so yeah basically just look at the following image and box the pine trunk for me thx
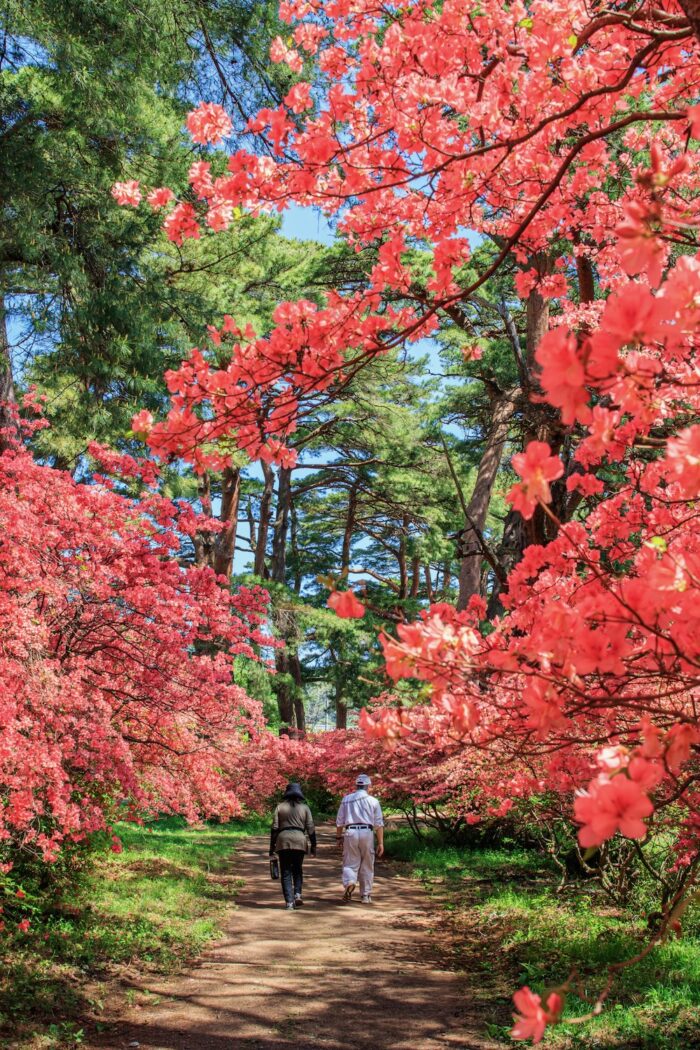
[457,388,517,609]
[398,513,409,599]
[489,266,565,613]
[254,461,275,578]
[193,472,214,568]
[341,481,358,572]
[269,467,304,733]
[410,556,421,598]
[424,564,434,602]
[213,466,241,579]
[291,653,306,735]
[0,299,21,453]
[270,466,292,584]
[335,686,348,729]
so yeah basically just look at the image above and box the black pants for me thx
[278,848,305,903]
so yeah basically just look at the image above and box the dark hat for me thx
[284,782,305,800]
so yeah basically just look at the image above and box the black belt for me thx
[347,824,373,830]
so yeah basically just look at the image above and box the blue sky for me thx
[280,202,335,245]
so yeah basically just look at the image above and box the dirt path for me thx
[88,826,502,1050]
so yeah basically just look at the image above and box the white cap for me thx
[356,773,372,788]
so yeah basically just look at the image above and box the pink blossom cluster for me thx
[186,101,233,145]
[0,444,273,861]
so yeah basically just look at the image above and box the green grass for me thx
[0,815,265,1049]
[7,818,697,1049]
[384,827,700,1049]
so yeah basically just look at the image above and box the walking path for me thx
[88,827,502,1050]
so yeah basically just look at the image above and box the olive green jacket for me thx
[270,800,316,853]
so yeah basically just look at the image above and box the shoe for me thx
[285,902,295,910]
[361,895,372,904]
[294,895,303,907]
[342,883,356,902]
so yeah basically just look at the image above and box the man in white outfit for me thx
[335,773,384,903]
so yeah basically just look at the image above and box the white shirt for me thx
[336,789,384,828]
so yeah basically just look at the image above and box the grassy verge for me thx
[1,815,266,1049]
[384,827,700,1049]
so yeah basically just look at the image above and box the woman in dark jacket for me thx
[270,783,316,910]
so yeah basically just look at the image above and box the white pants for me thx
[342,828,375,895]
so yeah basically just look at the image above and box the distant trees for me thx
[0,0,296,463]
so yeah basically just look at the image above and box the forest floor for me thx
[388,829,700,1050]
[2,819,266,1049]
[82,825,505,1050]
[6,820,698,1050]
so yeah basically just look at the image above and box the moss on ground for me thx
[384,826,700,1050]
[1,816,266,1049]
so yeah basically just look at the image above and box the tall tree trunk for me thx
[398,513,409,599]
[291,652,305,735]
[526,285,549,367]
[213,466,241,579]
[269,467,302,732]
[247,500,258,555]
[576,253,595,305]
[457,388,517,609]
[440,556,451,598]
[489,263,564,615]
[410,556,421,598]
[274,645,296,729]
[254,461,275,578]
[272,596,298,732]
[424,564,434,603]
[193,472,213,568]
[270,466,291,584]
[487,511,527,618]
[341,480,359,573]
[290,501,302,593]
[0,299,21,452]
[273,630,306,735]
[335,678,348,729]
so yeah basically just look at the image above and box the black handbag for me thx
[270,856,280,880]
